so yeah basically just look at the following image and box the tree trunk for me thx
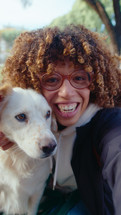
[83,0,121,54]
[113,0,121,54]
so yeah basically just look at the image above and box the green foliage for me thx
[0,28,24,64]
[49,0,115,34]
[1,29,23,46]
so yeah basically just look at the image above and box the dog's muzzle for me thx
[41,139,57,157]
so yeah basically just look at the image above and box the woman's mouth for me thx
[57,103,78,113]
[53,102,82,125]
[54,103,79,119]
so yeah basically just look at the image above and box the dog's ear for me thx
[0,84,13,110]
[0,84,13,124]
[0,84,12,101]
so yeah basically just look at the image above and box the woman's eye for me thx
[73,76,86,82]
[75,76,84,80]
[15,113,27,122]
[45,110,51,120]
[46,77,59,83]
[47,78,56,83]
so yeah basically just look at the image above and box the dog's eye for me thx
[15,113,27,122]
[45,110,51,120]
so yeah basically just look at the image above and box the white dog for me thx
[0,85,57,215]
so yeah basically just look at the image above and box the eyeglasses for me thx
[41,70,93,91]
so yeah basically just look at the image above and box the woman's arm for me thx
[100,127,121,215]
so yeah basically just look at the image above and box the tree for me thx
[50,0,103,32]
[50,0,121,54]
[20,0,121,54]
[83,0,121,54]
[0,28,23,64]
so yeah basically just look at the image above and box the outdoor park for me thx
[0,0,121,76]
[0,1,121,215]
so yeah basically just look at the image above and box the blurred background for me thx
[0,0,121,73]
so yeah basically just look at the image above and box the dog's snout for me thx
[42,140,56,154]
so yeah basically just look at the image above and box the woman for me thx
[1,25,121,215]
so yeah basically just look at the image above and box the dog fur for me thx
[0,85,57,215]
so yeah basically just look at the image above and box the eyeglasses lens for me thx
[41,73,62,90]
[71,71,90,89]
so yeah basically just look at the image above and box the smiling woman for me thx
[1,25,121,215]
[41,60,91,126]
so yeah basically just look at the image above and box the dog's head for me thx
[0,84,57,159]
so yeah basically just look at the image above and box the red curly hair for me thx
[2,25,121,107]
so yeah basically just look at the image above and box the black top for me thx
[71,108,121,215]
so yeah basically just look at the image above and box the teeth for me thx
[58,103,77,113]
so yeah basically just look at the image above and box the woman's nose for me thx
[58,79,75,98]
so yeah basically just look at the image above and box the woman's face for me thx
[42,61,90,126]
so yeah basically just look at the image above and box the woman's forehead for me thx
[54,60,84,70]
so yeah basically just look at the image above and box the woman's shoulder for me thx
[76,107,121,140]
[77,107,121,131]
[92,107,121,126]
[89,107,121,144]
[96,107,121,116]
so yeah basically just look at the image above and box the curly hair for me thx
[2,25,121,107]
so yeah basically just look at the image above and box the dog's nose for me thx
[42,140,56,154]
